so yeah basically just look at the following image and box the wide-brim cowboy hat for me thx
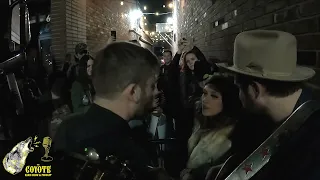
[217,30,315,82]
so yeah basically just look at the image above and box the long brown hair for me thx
[77,55,94,89]
[195,74,242,130]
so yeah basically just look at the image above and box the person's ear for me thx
[123,83,141,103]
[249,81,266,99]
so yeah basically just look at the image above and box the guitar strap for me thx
[224,100,320,180]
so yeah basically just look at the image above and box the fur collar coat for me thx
[187,124,235,169]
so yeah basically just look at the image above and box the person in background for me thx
[164,38,197,176]
[62,53,71,74]
[67,43,88,83]
[180,74,242,180]
[71,55,95,113]
[158,49,179,128]
[38,71,71,138]
[184,48,215,101]
[177,40,218,172]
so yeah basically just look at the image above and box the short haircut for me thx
[163,49,172,56]
[235,74,303,98]
[92,42,160,98]
[129,40,141,46]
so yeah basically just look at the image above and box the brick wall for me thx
[66,0,86,55]
[175,0,320,68]
[86,0,135,54]
[51,0,140,67]
[51,0,86,68]
[51,0,66,67]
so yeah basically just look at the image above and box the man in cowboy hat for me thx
[217,30,320,179]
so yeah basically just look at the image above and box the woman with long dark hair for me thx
[71,55,95,113]
[180,73,242,180]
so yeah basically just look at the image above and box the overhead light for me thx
[144,16,146,20]
[144,6,147,10]
[129,10,143,21]
[129,10,143,28]
[155,12,159,16]
[167,17,173,24]
[168,3,173,8]
[145,23,147,26]
[163,5,166,8]
[120,1,124,5]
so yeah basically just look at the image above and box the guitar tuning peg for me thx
[105,155,119,165]
[85,147,100,161]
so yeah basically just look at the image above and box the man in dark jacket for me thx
[214,30,319,180]
[53,42,173,180]
[158,49,180,122]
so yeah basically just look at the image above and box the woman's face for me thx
[202,85,223,117]
[87,59,94,76]
[185,53,198,70]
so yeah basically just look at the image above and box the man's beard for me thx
[135,94,154,116]
[242,94,267,116]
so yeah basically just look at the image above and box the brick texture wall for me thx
[86,0,134,53]
[51,0,140,67]
[66,0,87,55]
[176,0,320,68]
[51,0,66,67]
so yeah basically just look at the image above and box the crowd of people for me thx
[54,30,320,180]
[1,30,320,180]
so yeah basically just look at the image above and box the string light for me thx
[143,12,172,15]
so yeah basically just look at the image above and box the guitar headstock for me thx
[62,148,136,180]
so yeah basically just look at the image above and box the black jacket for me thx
[53,104,151,179]
[158,53,181,119]
[252,89,320,180]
